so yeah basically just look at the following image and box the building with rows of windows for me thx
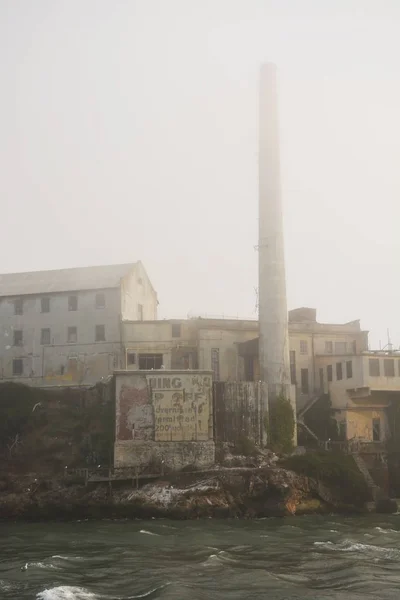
[0,262,157,386]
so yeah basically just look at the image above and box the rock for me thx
[291,446,307,456]
[375,498,398,514]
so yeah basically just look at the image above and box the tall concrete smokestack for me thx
[258,63,292,414]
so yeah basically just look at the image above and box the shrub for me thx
[268,395,295,454]
[232,436,257,457]
[282,451,370,504]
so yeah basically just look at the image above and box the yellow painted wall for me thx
[344,409,389,441]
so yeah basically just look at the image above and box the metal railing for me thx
[319,440,386,454]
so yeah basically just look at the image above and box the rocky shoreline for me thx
[0,454,372,521]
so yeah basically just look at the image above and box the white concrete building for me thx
[0,262,157,386]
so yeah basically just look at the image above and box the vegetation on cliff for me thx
[0,382,114,473]
[267,394,295,454]
[282,451,370,506]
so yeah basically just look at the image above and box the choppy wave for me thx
[314,538,400,558]
[375,526,400,534]
[37,587,96,600]
[3,516,400,599]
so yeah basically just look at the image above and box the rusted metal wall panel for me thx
[213,381,264,446]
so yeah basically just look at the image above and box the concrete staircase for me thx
[353,454,381,501]
[297,395,321,421]
[297,420,319,442]
[296,395,322,442]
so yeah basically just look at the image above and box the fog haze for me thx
[1,0,400,348]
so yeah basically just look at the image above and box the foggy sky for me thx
[1,0,400,348]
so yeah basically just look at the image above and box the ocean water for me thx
[1,516,400,599]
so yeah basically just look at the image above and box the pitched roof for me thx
[0,263,137,297]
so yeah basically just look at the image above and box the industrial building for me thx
[0,262,157,386]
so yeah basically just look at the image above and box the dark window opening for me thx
[319,367,324,391]
[338,421,347,441]
[384,358,395,377]
[369,358,380,377]
[14,298,23,315]
[95,325,105,342]
[211,348,220,381]
[289,350,296,384]
[13,358,23,376]
[373,418,381,442]
[60,365,65,375]
[13,330,23,346]
[138,353,163,370]
[68,295,78,311]
[325,341,333,354]
[301,368,309,394]
[95,293,105,309]
[138,304,144,320]
[352,340,357,354]
[127,352,136,366]
[336,362,343,381]
[67,326,77,343]
[300,340,308,355]
[41,328,50,345]
[41,297,50,313]
[327,365,333,382]
[172,324,181,338]
[346,360,353,379]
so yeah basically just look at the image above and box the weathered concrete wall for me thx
[0,288,122,385]
[122,320,197,371]
[114,440,215,470]
[120,261,158,321]
[198,328,257,381]
[344,409,389,442]
[114,370,215,469]
[213,381,265,446]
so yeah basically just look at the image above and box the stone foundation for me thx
[114,440,215,471]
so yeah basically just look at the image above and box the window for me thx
[12,358,23,376]
[13,330,23,346]
[138,353,163,370]
[172,324,181,338]
[300,340,308,355]
[384,359,395,377]
[211,348,220,381]
[14,298,23,315]
[138,304,144,321]
[41,328,51,345]
[336,362,343,381]
[289,350,296,384]
[301,368,309,394]
[319,367,324,391]
[372,418,381,442]
[41,297,50,313]
[95,293,105,309]
[127,352,136,366]
[325,341,333,354]
[95,325,105,342]
[338,421,347,441]
[327,365,333,382]
[346,360,353,379]
[369,358,380,377]
[352,340,357,354]
[68,295,78,311]
[67,326,77,343]
[335,341,347,354]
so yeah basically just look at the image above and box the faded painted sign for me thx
[116,371,212,442]
[118,375,154,441]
